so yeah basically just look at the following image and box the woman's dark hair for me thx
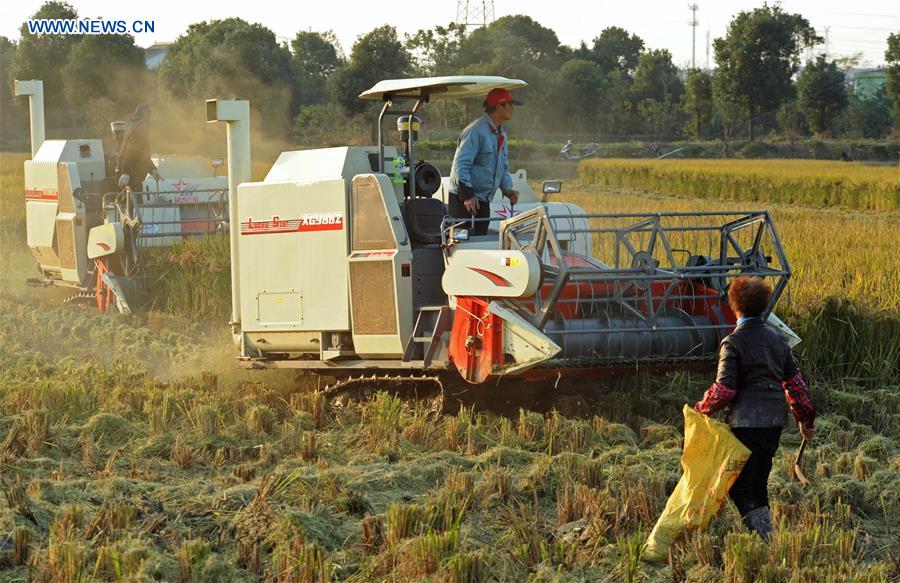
[728,276,773,317]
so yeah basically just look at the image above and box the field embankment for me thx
[579,159,900,212]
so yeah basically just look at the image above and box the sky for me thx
[2,0,897,67]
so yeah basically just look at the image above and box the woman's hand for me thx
[799,421,816,440]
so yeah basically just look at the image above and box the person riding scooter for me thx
[559,139,598,161]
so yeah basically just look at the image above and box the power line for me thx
[827,12,899,18]
[832,25,898,31]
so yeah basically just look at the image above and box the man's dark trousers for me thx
[448,194,491,236]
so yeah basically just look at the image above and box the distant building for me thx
[144,42,173,70]
[845,68,887,99]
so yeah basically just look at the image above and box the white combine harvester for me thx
[209,75,798,403]
[15,79,229,313]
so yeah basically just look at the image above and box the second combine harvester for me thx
[208,76,798,400]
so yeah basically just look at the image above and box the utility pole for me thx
[705,30,710,69]
[823,26,831,60]
[688,4,699,69]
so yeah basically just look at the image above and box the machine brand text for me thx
[240,213,344,235]
[25,188,59,201]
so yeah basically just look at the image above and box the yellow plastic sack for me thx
[643,405,751,562]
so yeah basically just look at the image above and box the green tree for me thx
[712,69,747,152]
[292,103,367,147]
[555,58,605,129]
[403,24,470,131]
[596,68,640,136]
[682,69,714,140]
[0,37,23,142]
[632,50,684,140]
[330,25,411,114]
[633,49,683,103]
[61,34,148,130]
[161,18,294,98]
[456,15,563,78]
[405,23,466,75]
[886,32,900,129]
[713,4,820,140]
[583,27,646,136]
[12,1,81,117]
[452,16,565,130]
[588,27,644,77]
[159,18,295,135]
[637,99,682,141]
[483,15,565,67]
[842,87,892,139]
[776,101,807,152]
[291,31,343,107]
[796,56,847,136]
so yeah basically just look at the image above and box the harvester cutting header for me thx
[210,75,798,392]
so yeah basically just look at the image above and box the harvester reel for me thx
[742,249,769,271]
[499,207,568,328]
[615,217,676,296]
[630,251,660,292]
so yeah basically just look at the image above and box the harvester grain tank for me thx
[210,76,798,394]
[15,79,230,312]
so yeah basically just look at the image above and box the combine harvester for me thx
[15,80,229,313]
[208,76,797,404]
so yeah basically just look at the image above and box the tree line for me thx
[3,1,899,149]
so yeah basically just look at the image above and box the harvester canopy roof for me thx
[359,76,527,102]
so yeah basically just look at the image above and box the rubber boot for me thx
[742,506,773,541]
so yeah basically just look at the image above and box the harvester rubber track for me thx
[323,374,446,418]
[63,292,97,307]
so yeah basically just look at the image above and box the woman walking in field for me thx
[694,275,816,540]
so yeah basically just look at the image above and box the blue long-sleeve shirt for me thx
[449,115,513,203]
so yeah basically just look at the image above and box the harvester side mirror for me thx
[542,180,562,202]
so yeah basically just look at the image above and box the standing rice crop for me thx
[579,159,900,211]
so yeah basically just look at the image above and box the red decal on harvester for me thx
[240,213,344,235]
[96,242,110,251]
[25,189,59,201]
[468,267,512,287]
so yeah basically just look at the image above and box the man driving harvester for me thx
[449,88,520,235]
[117,103,161,192]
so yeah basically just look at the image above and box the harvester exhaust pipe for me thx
[206,99,251,336]
[15,80,45,158]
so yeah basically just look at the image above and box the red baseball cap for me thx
[484,88,523,108]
